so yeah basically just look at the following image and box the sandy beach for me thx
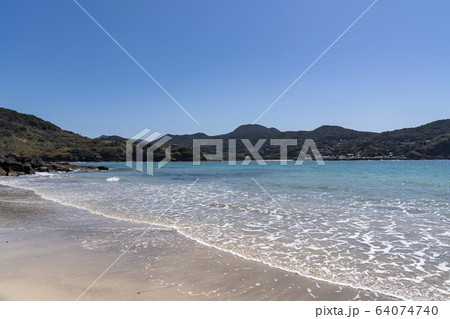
[0,184,396,301]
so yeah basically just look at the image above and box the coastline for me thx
[0,184,397,301]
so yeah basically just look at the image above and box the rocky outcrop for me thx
[0,155,109,176]
[0,155,34,176]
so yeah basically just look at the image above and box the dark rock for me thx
[49,163,73,172]
[72,164,109,171]
[23,162,34,174]
[29,157,45,168]
[7,171,25,177]
[1,158,26,175]
[0,153,108,176]
[0,154,39,176]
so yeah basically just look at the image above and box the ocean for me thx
[1,160,449,300]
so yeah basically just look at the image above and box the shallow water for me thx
[1,160,449,300]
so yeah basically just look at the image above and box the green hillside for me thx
[0,107,198,162]
[0,107,125,161]
[1,107,449,161]
[167,122,450,160]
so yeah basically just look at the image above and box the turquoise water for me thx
[1,160,449,300]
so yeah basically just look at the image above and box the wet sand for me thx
[0,184,396,301]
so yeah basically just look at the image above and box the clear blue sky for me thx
[1,0,449,138]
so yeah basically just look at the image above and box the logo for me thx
[127,129,325,175]
[126,128,172,175]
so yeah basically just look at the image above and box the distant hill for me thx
[0,107,126,161]
[167,121,450,160]
[0,108,192,162]
[0,107,449,161]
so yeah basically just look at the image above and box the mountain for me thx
[166,121,450,159]
[227,124,281,137]
[0,108,193,162]
[361,120,450,159]
[0,107,126,161]
[0,107,449,161]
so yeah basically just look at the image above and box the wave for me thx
[0,181,406,300]
[1,176,448,301]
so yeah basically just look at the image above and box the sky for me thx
[1,0,449,138]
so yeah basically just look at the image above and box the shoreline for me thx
[0,184,398,301]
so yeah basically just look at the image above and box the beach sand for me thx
[0,184,396,301]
